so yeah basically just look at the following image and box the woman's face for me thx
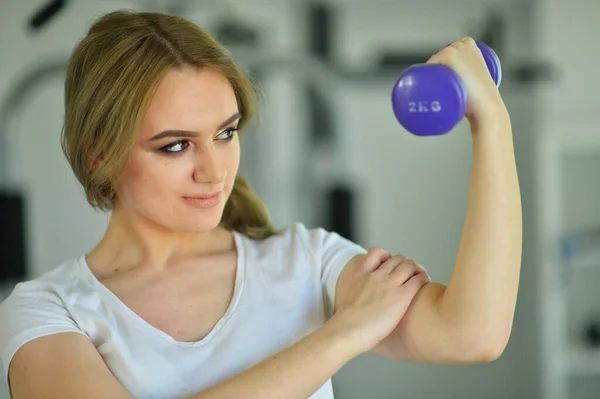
[114,67,241,233]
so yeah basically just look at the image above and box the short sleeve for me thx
[0,281,87,383]
[296,224,368,318]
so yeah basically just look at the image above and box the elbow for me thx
[445,312,514,364]
[453,331,510,364]
[469,341,507,363]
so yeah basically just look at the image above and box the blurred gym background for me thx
[0,0,598,398]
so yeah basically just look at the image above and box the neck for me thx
[87,202,232,273]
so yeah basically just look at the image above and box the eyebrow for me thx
[148,112,241,142]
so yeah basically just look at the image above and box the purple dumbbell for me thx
[391,41,502,136]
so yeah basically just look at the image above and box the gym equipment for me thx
[0,193,27,283]
[391,41,502,136]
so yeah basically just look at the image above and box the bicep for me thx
[9,332,131,399]
[370,282,456,363]
[332,254,365,314]
[333,254,460,363]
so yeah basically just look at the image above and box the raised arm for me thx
[335,37,522,365]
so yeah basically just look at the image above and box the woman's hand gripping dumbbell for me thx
[391,38,502,136]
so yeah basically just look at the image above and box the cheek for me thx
[226,141,241,187]
[117,168,151,205]
[117,153,177,202]
[118,142,240,203]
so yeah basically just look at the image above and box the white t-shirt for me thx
[0,223,366,399]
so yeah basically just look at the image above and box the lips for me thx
[182,191,223,209]
[184,192,221,200]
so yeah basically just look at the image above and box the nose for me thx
[192,144,226,184]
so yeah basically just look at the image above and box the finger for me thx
[361,248,393,273]
[447,36,474,49]
[390,258,421,284]
[426,44,457,65]
[415,262,429,276]
[376,254,407,274]
[459,36,477,47]
[406,264,430,283]
[425,53,442,65]
[400,273,431,297]
[452,37,486,63]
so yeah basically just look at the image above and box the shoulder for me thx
[241,222,366,266]
[1,256,85,306]
[0,256,85,322]
[243,222,337,251]
[0,257,89,377]
[285,222,367,261]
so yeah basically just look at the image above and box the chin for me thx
[175,207,225,233]
[137,194,230,233]
[173,215,221,233]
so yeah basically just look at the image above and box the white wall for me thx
[534,0,600,398]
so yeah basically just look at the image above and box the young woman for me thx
[0,10,522,399]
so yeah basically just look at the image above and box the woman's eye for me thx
[217,127,238,140]
[159,140,189,153]
[158,128,237,153]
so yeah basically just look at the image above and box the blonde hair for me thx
[61,10,277,239]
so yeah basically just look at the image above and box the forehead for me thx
[142,67,238,131]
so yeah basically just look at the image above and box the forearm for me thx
[439,108,522,353]
[190,320,357,399]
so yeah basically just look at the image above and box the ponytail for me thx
[220,175,279,239]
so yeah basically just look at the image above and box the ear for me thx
[91,155,105,172]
